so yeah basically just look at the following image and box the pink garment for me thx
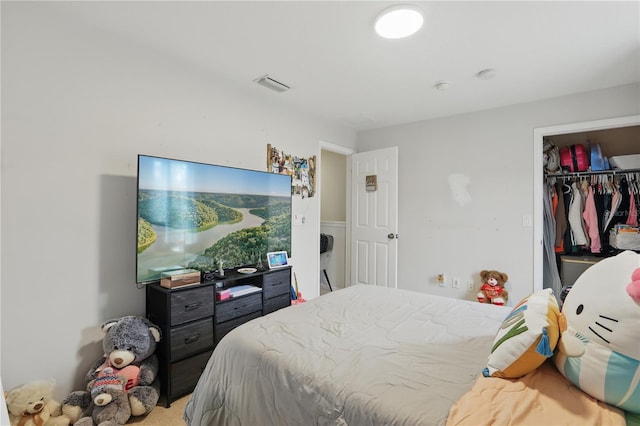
[582,186,601,253]
[626,194,638,227]
[568,183,588,246]
[604,189,622,232]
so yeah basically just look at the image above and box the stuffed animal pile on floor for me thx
[61,316,162,426]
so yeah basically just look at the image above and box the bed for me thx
[184,284,511,425]
[183,284,626,425]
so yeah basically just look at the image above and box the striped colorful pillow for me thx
[484,289,561,378]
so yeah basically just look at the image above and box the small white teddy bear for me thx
[5,379,70,426]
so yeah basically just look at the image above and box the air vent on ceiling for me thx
[254,74,290,93]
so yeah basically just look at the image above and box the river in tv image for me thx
[138,208,263,279]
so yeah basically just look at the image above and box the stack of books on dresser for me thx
[229,285,261,297]
[216,285,261,300]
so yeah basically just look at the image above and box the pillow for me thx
[483,288,561,378]
[554,250,640,414]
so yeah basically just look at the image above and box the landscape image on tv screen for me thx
[136,155,292,284]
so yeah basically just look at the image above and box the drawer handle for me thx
[184,302,201,311]
[184,334,200,344]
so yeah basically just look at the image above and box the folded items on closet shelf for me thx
[609,225,640,251]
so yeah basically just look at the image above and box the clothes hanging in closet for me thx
[567,182,589,247]
[605,177,630,234]
[545,173,640,257]
[554,181,567,252]
[582,184,601,253]
[543,182,563,296]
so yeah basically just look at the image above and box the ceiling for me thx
[42,1,640,131]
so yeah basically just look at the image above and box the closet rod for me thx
[546,168,640,179]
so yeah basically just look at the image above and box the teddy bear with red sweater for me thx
[477,270,509,306]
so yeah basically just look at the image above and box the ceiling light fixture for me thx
[375,5,424,39]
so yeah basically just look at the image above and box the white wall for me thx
[320,149,347,222]
[357,83,640,306]
[0,3,355,400]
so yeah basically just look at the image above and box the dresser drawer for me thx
[262,270,290,299]
[263,292,290,315]
[216,293,262,324]
[215,310,262,344]
[169,349,212,399]
[169,286,214,326]
[170,318,214,361]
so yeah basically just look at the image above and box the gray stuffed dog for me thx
[62,316,162,424]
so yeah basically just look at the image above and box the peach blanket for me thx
[447,360,625,425]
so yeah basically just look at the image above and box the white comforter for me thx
[184,285,511,426]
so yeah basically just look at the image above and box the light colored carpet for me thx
[128,394,190,425]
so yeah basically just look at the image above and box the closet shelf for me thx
[546,168,640,179]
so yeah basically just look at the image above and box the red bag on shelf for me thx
[559,144,589,172]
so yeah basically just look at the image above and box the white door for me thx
[350,147,398,288]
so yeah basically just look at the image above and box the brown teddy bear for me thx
[477,270,509,306]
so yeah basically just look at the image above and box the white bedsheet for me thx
[184,285,511,426]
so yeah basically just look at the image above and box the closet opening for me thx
[535,118,640,299]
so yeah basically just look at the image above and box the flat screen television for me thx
[136,154,292,285]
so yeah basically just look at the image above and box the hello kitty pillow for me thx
[554,250,640,414]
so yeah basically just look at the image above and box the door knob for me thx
[387,233,398,239]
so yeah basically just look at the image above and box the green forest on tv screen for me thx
[137,189,291,280]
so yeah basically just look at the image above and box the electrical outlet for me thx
[293,213,305,226]
[467,280,475,291]
[452,277,460,288]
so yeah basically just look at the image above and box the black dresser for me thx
[146,266,292,406]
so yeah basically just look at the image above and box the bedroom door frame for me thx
[532,114,640,292]
[319,141,355,294]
